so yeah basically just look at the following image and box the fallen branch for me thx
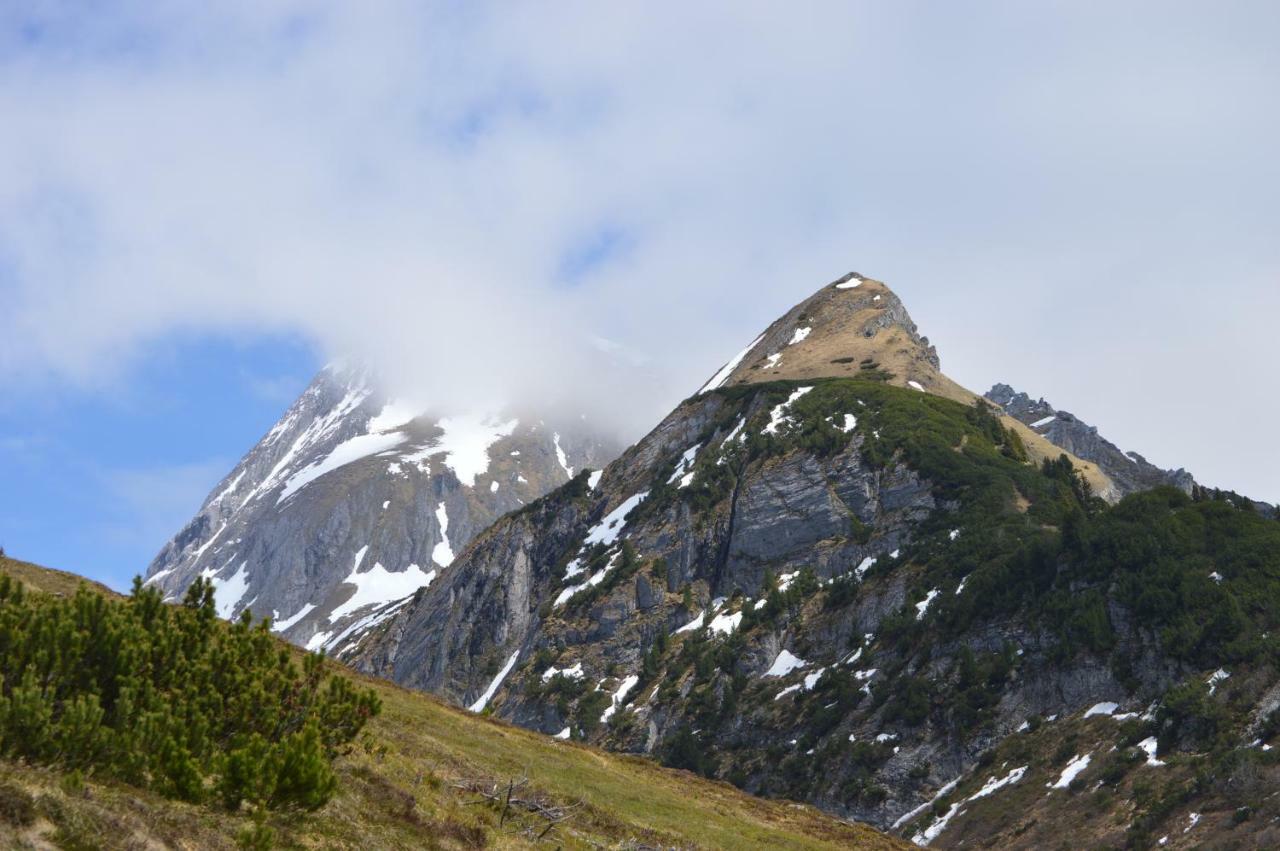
[450,774,583,839]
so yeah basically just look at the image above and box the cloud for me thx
[242,370,309,406]
[97,458,233,555]
[0,2,1277,497]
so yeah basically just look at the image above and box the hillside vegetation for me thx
[0,553,902,850]
[639,382,1280,847]
[360,375,1280,848]
[646,381,1280,846]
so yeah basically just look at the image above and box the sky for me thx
[1,2,1278,588]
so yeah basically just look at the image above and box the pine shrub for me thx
[0,575,380,812]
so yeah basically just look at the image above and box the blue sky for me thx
[1,2,1278,587]
[0,334,315,589]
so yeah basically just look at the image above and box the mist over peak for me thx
[2,1,1278,498]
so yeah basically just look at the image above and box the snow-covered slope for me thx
[144,365,620,650]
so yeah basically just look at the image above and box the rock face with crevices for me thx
[342,379,934,711]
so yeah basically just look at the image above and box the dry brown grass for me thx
[714,274,1116,501]
[0,554,118,600]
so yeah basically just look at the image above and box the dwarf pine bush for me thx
[0,575,379,811]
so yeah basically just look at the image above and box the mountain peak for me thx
[699,271,945,396]
[698,270,1118,500]
[144,366,622,648]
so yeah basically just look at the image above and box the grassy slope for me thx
[0,554,903,851]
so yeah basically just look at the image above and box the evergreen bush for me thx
[0,575,380,812]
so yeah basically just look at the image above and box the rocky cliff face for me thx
[985,383,1195,498]
[345,384,935,699]
[144,365,621,651]
[332,273,1280,848]
[340,376,1138,832]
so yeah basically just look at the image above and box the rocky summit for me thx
[696,272,1118,501]
[144,365,621,653]
[985,382,1196,498]
[696,272,943,395]
[328,271,1280,847]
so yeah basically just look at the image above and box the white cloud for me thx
[242,370,309,405]
[98,458,234,551]
[0,2,1277,497]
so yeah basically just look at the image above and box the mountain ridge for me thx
[985,382,1196,499]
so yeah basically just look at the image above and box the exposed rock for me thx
[700,272,943,394]
[635,573,661,610]
[986,382,1195,497]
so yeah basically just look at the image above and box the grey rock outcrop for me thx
[985,382,1195,497]
[341,386,931,697]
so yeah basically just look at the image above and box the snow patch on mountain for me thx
[600,675,640,723]
[277,429,408,504]
[246,380,372,505]
[329,560,437,623]
[667,444,701,489]
[583,492,648,548]
[911,765,1028,845]
[541,662,584,682]
[432,504,454,567]
[765,649,808,677]
[210,469,247,507]
[554,552,620,607]
[763,387,813,435]
[553,432,574,478]
[699,333,765,394]
[313,596,414,656]
[202,560,251,619]
[272,603,316,632]
[469,650,520,713]
[429,414,520,486]
[788,326,812,345]
[1048,753,1091,789]
[915,588,940,620]
[708,609,742,635]
[675,611,705,633]
[367,400,419,433]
